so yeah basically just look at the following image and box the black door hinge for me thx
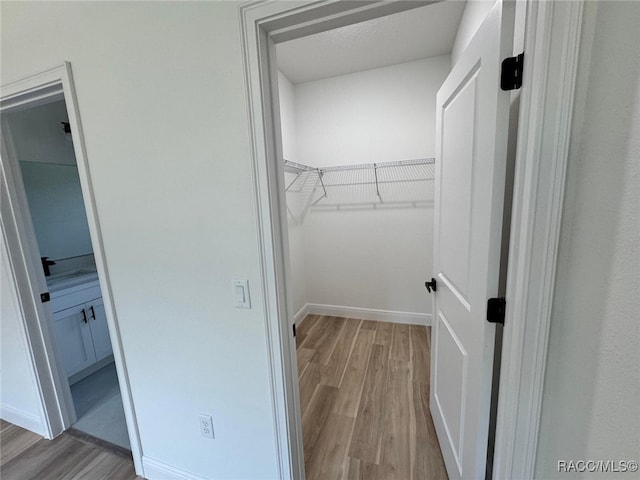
[487,297,506,325]
[500,52,524,91]
[425,278,437,293]
[40,292,50,303]
[293,323,296,337]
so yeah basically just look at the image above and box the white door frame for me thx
[239,0,588,478]
[0,63,144,475]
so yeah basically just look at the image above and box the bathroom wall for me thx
[6,100,94,263]
[19,161,93,261]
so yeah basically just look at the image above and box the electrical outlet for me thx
[199,414,214,439]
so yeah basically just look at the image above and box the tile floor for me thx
[70,363,130,449]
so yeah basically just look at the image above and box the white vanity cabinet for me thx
[50,281,113,379]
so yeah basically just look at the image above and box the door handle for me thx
[425,278,437,293]
[89,306,96,320]
[81,308,88,323]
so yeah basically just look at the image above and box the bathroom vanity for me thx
[48,270,114,383]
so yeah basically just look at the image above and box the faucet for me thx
[41,257,56,277]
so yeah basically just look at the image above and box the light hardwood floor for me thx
[0,420,140,480]
[296,315,448,480]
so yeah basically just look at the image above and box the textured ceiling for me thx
[276,1,466,84]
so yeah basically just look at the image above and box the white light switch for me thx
[233,280,251,309]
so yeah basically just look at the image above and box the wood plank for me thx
[410,324,431,385]
[296,332,307,349]
[0,423,42,466]
[298,362,323,416]
[413,379,448,479]
[302,385,338,465]
[298,315,331,350]
[360,320,378,331]
[2,434,89,479]
[346,457,395,480]
[298,314,320,336]
[374,321,393,346]
[297,347,316,374]
[380,359,412,480]
[320,319,361,387]
[72,451,137,480]
[348,344,389,464]
[332,328,376,418]
[305,414,355,480]
[314,317,347,365]
[390,323,411,361]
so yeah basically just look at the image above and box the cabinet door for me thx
[52,306,96,377]
[87,298,113,361]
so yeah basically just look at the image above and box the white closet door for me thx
[430,2,514,479]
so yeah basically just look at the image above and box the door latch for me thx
[425,278,437,293]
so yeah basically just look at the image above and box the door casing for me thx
[0,63,144,475]
[239,0,589,478]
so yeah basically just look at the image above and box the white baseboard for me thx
[292,304,309,326]
[304,303,431,326]
[0,404,46,436]
[142,456,208,480]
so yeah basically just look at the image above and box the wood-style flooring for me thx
[0,420,139,480]
[296,315,448,480]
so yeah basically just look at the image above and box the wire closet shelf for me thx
[284,158,435,210]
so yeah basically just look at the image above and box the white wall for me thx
[0,236,46,435]
[295,56,451,167]
[451,0,497,66]
[535,2,640,477]
[278,72,308,317]
[1,3,278,479]
[278,57,449,319]
[278,71,296,162]
[303,207,433,315]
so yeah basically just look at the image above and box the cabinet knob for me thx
[81,308,88,323]
[89,306,96,320]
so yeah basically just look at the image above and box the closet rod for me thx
[284,157,435,173]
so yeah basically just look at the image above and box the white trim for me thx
[0,404,46,436]
[292,304,309,326]
[0,63,145,477]
[493,1,587,479]
[305,303,431,326]
[141,457,209,480]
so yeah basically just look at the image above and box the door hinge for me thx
[487,297,506,325]
[40,292,50,303]
[500,52,524,91]
[293,323,296,337]
[425,277,437,293]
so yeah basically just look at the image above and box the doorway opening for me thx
[272,2,468,478]
[1,66,142,472]
[2,96,130,449]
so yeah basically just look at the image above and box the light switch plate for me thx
[233,279,251,309]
